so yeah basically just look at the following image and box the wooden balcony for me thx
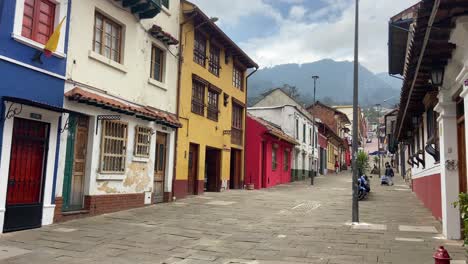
[115,0,164,19]
[231,127,243,145]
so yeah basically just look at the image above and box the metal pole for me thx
[377,104,381,179]
[351,0,359,223]
[311,76,319,185]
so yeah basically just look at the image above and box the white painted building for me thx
[54,0,181,221]
[248,89,319,181]
[388,2,468,239]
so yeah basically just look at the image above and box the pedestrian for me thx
[335,160,339,174]
[385,162,394,186]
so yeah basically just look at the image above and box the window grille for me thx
[134,126,152,157]
[100,120,128,173]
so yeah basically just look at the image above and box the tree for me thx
[281,84,300,100]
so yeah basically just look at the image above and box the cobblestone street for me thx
[0,173,465,264]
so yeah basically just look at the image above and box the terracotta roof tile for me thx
[248,114,298,145]
[65,87,181,128]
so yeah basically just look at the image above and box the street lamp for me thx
[375,103,382,180]
[351,0,359,224]
[311,75,319,185]
[430,68,445,87]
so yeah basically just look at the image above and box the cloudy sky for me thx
[190,0,419,73]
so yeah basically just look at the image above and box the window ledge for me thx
[133,156,150,163]
[11,34,66,58]
[148,78,167,90]
[88,50,127,73]
[96,173,125,181]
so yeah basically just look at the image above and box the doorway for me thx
[63,115,89,212]
[4,118,49,232]
[187,143,199,195]
[154,133,167,203]
[205,147,221,192]
[230,149,242,189]
[261,142,266,188]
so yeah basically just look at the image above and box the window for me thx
[191,80,205,115]
[150,45,164,82]
[22,0,56,45]
[272,146,277,171]
[284,150,289,171]
[209,44,220,76]
[134,126,151,158]
[303,124,306,143]
[100,120,128,173]
[233,66,243,90]
[295,119,299,139]
[309,128,312,146]
[161,0,169,9]
[94,12,122,63]
[426,108,440,162]
[207,89,219,121]
[231,103,243,145]
[194,31,206,66]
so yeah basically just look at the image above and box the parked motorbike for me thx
[358,175,370,200]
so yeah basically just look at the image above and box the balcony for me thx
[231,127,243,145]
[115,0,165,19]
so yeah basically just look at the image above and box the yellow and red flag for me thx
[44,16,66,57]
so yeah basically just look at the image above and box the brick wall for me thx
[309,105,338,134]
[54,193,146,223]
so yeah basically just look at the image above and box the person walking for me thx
[335,160,340,174]
[385,162,394,186]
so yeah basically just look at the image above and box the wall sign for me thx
[30,113,42,120]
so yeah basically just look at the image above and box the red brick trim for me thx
[54,193,145,223]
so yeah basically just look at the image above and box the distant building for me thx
[249,89,319,181]
[245,114,298,189]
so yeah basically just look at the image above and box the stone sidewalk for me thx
[0,172,465,264]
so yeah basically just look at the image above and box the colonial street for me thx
[0,173,465,264]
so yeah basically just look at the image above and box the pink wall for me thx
[412,174,442,220]
[245,116,294,189]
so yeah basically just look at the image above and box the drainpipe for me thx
[243,67,258,188]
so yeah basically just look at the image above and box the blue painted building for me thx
[0,0,70,232]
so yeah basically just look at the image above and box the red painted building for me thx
[245,115,298,189]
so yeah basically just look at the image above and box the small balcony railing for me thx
[231,127,243,145]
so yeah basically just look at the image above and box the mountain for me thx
[376,72,403,91]
[247,59,401,107]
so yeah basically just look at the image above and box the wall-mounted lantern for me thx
[431,68,445,87]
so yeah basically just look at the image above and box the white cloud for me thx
[189,0,420,73]
[289,5,307,20]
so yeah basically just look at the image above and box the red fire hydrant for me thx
[433,246,451,264]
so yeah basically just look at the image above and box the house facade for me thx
[54,0,181,222]
[388,0,468,239]
[0,0,70,232]
[248,104,318,181]
[245,114,297,189]
[251,88,319,180]
[308,102,350,171]
[173,0,258,199]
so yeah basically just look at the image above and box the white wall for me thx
[66,0,179,113]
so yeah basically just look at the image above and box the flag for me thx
[44,16,66,57]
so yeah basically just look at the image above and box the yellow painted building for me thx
[173,0,258,198]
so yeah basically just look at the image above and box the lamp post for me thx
[375,103,382,179]
[311,75,319,185]
[351,0,359,223]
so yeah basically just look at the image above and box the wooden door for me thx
[154,133,167,203]
[63,115,89,211]
[70,116,88,209]
[457,118,467,193]
[229,149,241,189]
[4,118,49,232]
[205,148,221,192]
[187,144,198,195]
